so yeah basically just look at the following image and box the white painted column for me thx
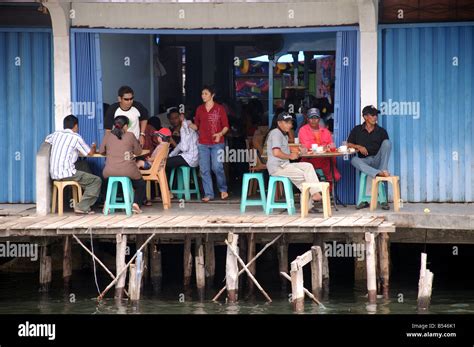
[44,1,71,131]
[358,0,378,122]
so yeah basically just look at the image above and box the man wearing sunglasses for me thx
[347,105,392,210]
[104,85,149,146]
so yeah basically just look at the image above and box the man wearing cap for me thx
[267,112,322,205]
[299,108,341,188]
[347,105,392,209]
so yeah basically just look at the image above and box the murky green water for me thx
[1,272,473,315]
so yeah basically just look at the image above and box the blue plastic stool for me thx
[104,176,135,216]
[240,173,266,213]
[265,176,296,215]
[169,166,201,201]
[357,172,387,205]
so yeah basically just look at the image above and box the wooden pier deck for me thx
[0,214,395,237]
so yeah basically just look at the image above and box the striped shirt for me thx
[169,120,199,167]
[45,129,91,179]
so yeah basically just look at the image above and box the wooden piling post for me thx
[365,232,377,304]
[290,251,312,313]
[313,234,329,297]
[277,236,288,293]
[150,241,162,294]
[39,243,52,293]
[417,253,434,310]
[183,235,193,290]
[115,234,127,300]
[377,233,390,298]
[353,234,367,289]
[238,235,247,291]
[226,233,239,303]
[205,238,215,289]
[310,245,323,301]
[247,233,257,297]
[195,237,205,300]
[63,236,72,291]
[128,252,144,301]
[136,235,149,284]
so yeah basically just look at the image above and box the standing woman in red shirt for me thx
[190,86,229,202]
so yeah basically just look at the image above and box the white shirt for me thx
[45,129,91,179]
[113,106,141,139]
[169,120,199,167]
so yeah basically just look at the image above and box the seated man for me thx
[45,115,101,215]
[347,105,392,210]
[299,107,341,189]
[167,113,199,171]
[267,112,322,208]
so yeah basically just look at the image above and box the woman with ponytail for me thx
[100,115,146,213]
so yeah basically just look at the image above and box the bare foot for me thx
[312,192,322,201]
[220,192,229,200]
[132,203,143,214]
[377,171,390,177]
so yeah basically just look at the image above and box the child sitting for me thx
[136,127,172,170]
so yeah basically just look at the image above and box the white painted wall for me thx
[100,34,152,112]
[72,1,359,29]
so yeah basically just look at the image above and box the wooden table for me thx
[88,149,150,158]
[300,149,357,209]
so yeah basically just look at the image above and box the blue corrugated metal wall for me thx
[334,30,359,205]
[0,29,53,203]
[71,32,104,176]
[379,24,474,202]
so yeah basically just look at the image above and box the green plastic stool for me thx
[169,166,201,201]
[265,176,296,215]
[104,176,134,216]
[240,173,266,213]
[357,172,387,205]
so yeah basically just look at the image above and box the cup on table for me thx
[316,146,325,153]
[294,137,300,145]
[339,145,348,152]
[311,144,318,152]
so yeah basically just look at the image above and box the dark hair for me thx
[111,116,129,140]
[118,86,134,97]
[167,107,179,118]
[201,85,216,95]
[147,116,161,131]
[63,115,78,130]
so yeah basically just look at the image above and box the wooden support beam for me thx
[63,236,72,291]
[353,234,367,289]
[128,251,144,301]
[365,232,377,304]
[136,235,149,284]
[195,237,205,301]
[310,246,322,301]
[238,234,247,291]
[377,232,390,298]
[313,234,329,298]
[183,235,192,291]
[290,259,304,313]
[247,233,256,297]
[226,233,239,303]
[115,234,127,300]
[150,241,162,294]
[225,239,272,303]
[280,271,325,308]
[39,243,52,293]
[278,236,288,293]
[417,253,434,310]
[204,238,215,289]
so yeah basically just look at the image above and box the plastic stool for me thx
[370,176,401,212]
[265,176,296,215]
[169,166,201,201]
[52,181,83,216]
[104,177,134,216]
[357,172,387,205]
[240,173,266,213]
[300,182,332,218]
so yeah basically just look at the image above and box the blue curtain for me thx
[0,30,53,203]
[334,30,359,205]
[71,32,104,176]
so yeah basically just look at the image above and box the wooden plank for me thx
[123,215,161,228]
[43,216,84,230]
[25,216,70,230]
[59,215,103,230]
[314,216,346,228]
[0,216,23,227]
[284,217,314,228]
[138,215,181,230]
[174,215,209,228]
[73,215,117,229]
[294,250,313,268]
[364,217,386,227]
[8,216,51,231]
[299,217,325,228]
[331,216,363,227]
[266,216,299,228]
[351,216,378,227]
[94,215,131,229]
